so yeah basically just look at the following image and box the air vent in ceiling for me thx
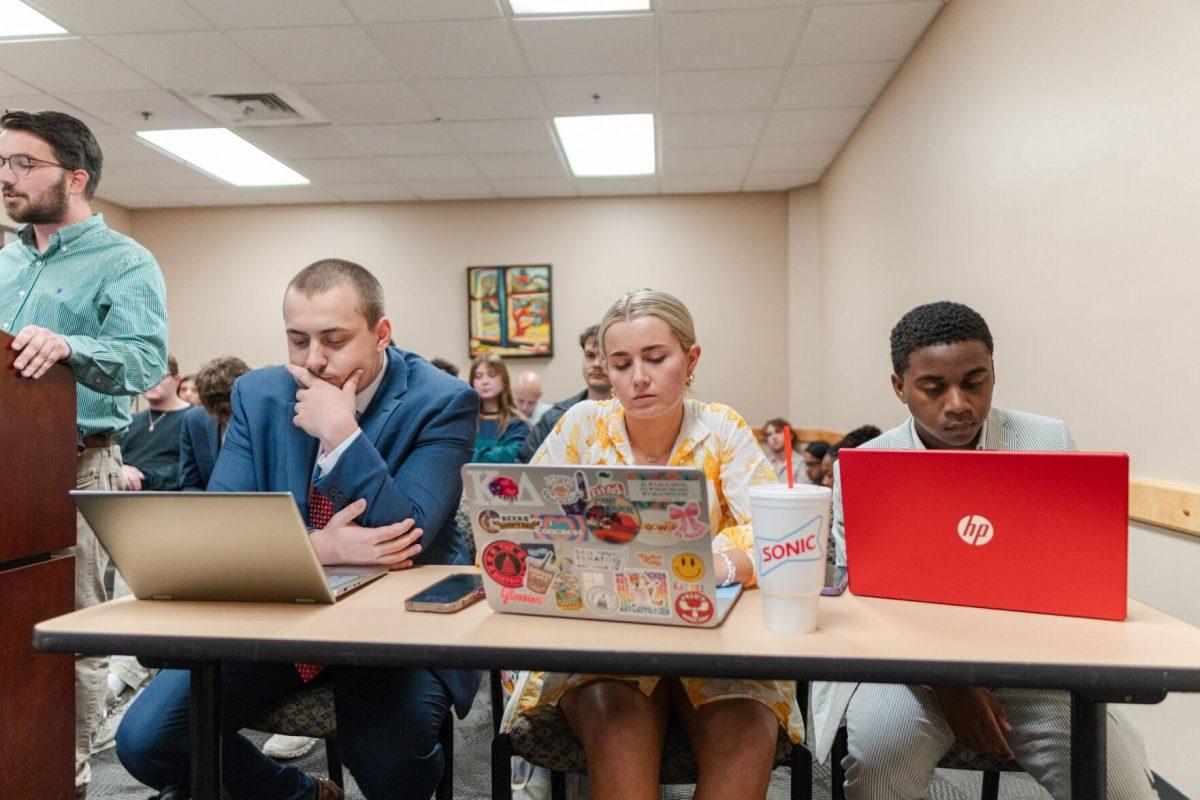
[179,87,326,127]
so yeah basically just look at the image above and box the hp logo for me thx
[957,514,994,546]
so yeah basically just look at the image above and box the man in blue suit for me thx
[117,259,480,800]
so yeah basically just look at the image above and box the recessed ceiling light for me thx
[554,113,655,177]
[136,128,309,188]
[0,0,68,40]
[510,0,650,15]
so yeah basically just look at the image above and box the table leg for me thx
[189,662,221,800]
[1070,692,1106,800]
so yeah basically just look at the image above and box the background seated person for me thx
[119,354,191,492]
[178,356,249,491]
[117,259,481,800]
[501,290,803,800]
[469,353,529,462]
[518,324,612,462]
[762,416,802,483]
[802,440,829,485]
[810,301,1157,800]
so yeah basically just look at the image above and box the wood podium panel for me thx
[0,556,74,800]
[0,329,76,564]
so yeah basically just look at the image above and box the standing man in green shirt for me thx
[0,110,168,798]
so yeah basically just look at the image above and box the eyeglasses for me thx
[0,153,70,178]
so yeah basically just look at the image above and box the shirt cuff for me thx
[316,428,361,476]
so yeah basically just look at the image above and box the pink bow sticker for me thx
[668,500,708,539]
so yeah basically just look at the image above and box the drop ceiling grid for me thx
[2,0,944,207]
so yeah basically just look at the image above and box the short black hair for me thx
[804,440,829,459]
[890,301,993,376]
[288,258,385,327]
[0,110,103,199]
[826,444,843,463]
[838,425,882,449]
[430,357,459,377]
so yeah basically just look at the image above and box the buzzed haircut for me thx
[890,301,994,376]
[579,324,599,349]
[0,110,103,199]
[805,440,829,459]
[287,258,385,327]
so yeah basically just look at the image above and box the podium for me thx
[0,329,77,799]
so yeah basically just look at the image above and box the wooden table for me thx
[35,565,1200,799]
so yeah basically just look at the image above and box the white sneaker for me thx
[262,734,318,760]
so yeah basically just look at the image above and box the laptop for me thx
[72,491,386,604]
[837,450,1129,621]
[461,464,742,627]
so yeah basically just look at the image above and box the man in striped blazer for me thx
[811,302,1158,799]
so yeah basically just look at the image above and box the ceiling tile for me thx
[92,32,277,92]
[379,154,482,180]
[775,62,898,108]
[662,146,753,175]
[0,39,155,93]
[661,69,781,113]
[227,26,399,84]
[185,185,342,206]
[90,169,150,192]
[473,152,566,179]
[0,70,36,95]
[577,176,658,196]
[284,157,398,183]
[296,82,433,125]
[95,132,182,165]
[795,1,941,65]
[95,187,193,208]
[29,0,211,34]
[369,19,527,79]
[121,159,224,188]
[537,73,655,116]
[412,78,545,120]
[662,0,810,9]
[237,125,365,159]
[514,15,656,76]
[446,119,556,153]
[742,170,821,191]
[56,90,216,131]
[491,177,577,198]
[751,141,841,172]
[0,95,113,133]
[405,178,497,200]
[661,8,807,71]
[186,0,357,29]
[660,173,744,193]
[661,112,765,147]
[327,182,418,202]
[343,0,502,23]
[341,122,459,155]
[761,107,866,144]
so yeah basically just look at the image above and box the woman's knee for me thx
[561,681,666,745]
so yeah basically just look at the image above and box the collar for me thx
[603,399,713,465]
[355,354,387,416]
[18,213,106,252]
[904,413,995,451]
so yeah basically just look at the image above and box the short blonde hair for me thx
[597,289,697,358]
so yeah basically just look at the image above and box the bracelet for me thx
[716,550,737,587]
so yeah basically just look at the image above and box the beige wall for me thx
[131,192,790,424]
[793,0,1200,791]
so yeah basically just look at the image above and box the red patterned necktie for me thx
[295,484,335,682]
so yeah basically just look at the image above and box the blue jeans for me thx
[116,662,451,800]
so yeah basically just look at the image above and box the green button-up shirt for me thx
[0,213,168,436]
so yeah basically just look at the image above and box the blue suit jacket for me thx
[179,405,220,491]
[209,347,482,716]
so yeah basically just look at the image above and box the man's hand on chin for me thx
[287,364,362,452]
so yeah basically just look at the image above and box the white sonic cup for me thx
[748,483,832,634]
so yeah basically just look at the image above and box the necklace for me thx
[634,444,672,464]
[148,410,166,432]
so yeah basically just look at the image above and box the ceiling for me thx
[2,0,945,208]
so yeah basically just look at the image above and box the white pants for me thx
[842,684,1159,800]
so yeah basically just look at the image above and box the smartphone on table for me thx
[404,573,485,613]
[821,564,848,596]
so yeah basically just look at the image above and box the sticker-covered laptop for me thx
[461,464,742,628]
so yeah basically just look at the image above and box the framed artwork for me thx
[468,264,553,358]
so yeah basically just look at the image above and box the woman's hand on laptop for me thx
[932,686,1014,759]
[309,498,424,570]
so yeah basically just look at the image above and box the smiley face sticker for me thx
[671,552,705,582]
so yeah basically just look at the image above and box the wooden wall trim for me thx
[1130,478,1200,539]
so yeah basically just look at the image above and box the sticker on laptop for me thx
[552,570,584,612]
[476,510,537,535]
[500,586,545,606]
[521,546,557,594]
[573,547,626,572]
[671,552,706,582]
[675,591,714,625]
[615,571,671,617]
[667,501,708,540]
[634,550,665,569]
[584,584,620,616]
[586,471,626,499]
[466,471,542,506]
[627,473,701,504]
[482,540,527,587]
[584,495,640,544]
[541,473,586,507]
[532,514,587,542]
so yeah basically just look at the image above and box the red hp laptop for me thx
[838,450,1129,621]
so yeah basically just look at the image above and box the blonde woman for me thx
[502,290,802,800]
[469,353,530,463]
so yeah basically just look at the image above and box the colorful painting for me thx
[468,264,553,358]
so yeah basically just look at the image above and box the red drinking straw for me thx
[784,425,794,489]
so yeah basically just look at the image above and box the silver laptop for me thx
[461,464,742,628]
[71,492,386,604]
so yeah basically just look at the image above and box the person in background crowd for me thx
[0,109,168,796]
[838,425,882,449]
[470,353,529,463]
[518,325,612,462]
[802,440,829,485]
[514,370,552,426]
[178,356,249,492]
[118,354,190,492]
[430,357,459,378]
[762,417,802,483]
[176,373,200,405]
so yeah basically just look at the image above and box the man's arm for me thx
[207,386,258,492]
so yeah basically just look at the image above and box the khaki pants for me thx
[72,445,123,796]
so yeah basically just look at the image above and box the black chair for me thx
[489,671,813,800]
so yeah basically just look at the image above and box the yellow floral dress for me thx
[501,398,804,743]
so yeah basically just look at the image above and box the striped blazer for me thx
[810,405,1076,762]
